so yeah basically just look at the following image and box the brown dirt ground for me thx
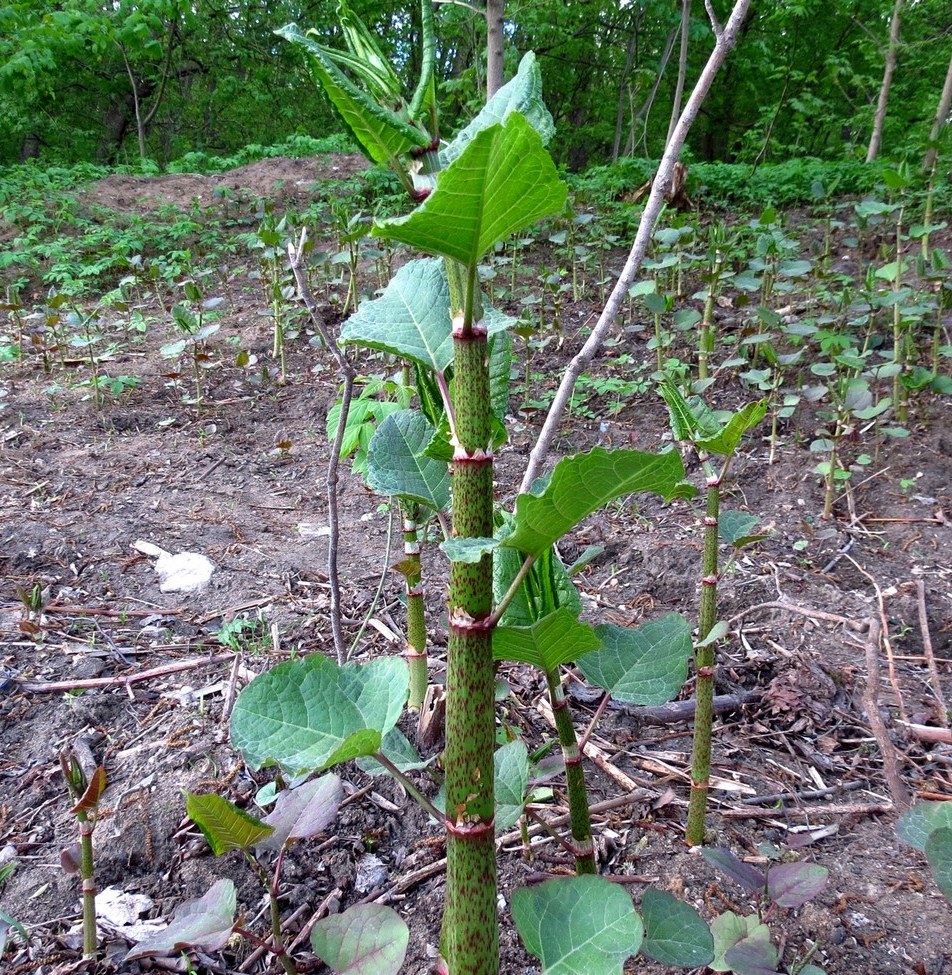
[1,156,951,975]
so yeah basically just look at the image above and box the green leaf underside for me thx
[276,23,430,166]
[897,801,952,851]
[765,862,828,908]
[640,888,714,967]
[374,112,567,268]
[441,535,498,563]
[231,656,408,776]
[366,409,449,510]
[340,258,514,371]
[579,614,692,705]
[719,510,761,546]
[440,52,555,166]
[494,544,582,629]
[512,875,644,975]
[506,448,691,558]
[925,828,952,902]
[696,399,769,455]
[257,773,344,851]
[185,792,273,855]
[310,903,409,975]
[493,607,600,669]
[495,739,530,833]
[125,879,236,961]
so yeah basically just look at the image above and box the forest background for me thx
[2,0,950,172]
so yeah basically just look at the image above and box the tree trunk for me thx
[924,47,952,172]
[866,0,904,163]
[96,93,135,164]
[486,0,505,99]
[665,0,692,149]
[612,25,640,162]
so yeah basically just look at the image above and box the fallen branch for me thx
[723,600,868,633]
[610,690,762,725]
[916,579,949,728]
[722,800,894,820]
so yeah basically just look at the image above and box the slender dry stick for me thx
[289,230,356,663]
[915,579,949,727]
[521,0,753,491]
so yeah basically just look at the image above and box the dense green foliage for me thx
[1,0,949,168]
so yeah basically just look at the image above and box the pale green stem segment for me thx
[685,460,724,845]
[545,670,596,874]
[400,500,428,712]
[440,258,498,975]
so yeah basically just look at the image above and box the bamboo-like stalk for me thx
[685,460,723,845]
[440,262,498,975]
[400,500,429,712]
[545,670,596,874]
[698,248,722,381]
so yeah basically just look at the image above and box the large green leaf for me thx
[185,793,273,855]
[340,258,514,371]
[493,543,581,628]
[493,607,601,670]
[365,409,449,510]
[696,399,768,456]
[925,828,952,902]
[310,904,409,975]
[897,801,952,851]
[504,448,692,558]
[578,614,692,706]
[495,739,530,833]
[440,52,555,166]
[641,888,714,967]
[340,259,454,371]
[276,23,430,167]
[374,112,567,268]
[512,875,644,975]
[231,656,408,775]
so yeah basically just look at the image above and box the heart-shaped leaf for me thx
[766,862,828,908]
[310,903,409,975]
[256,774,344,851]
[125,879,236,961]
[512,875,644,974]
[505,448,692,558]
[493,607,600,670]
[579,614,692,705]
[641,887,714,967]
[374,112,566,268]
[709,912,771,972]
[231,656,408,775]
[366,409,449,511]
[185,792,273,855]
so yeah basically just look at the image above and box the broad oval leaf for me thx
[505,447,692,558]
[724,937,782,975]
[579,614,692,705]
[897,801,952,851]
[766,862,828,908]
[495,739,530,833]
[512,875,644,975]
[186,792,273,855]
[493,607,600,670]
[366,409,449,511]
[641,887,714,967]
[231,656,408,775]
[374,112,567,268]
[310,903,409,975]
[357,727,428,776]
[925,827,952,902]
[709,912,771,973]
[257,773,344,851]
[125,879,236,961]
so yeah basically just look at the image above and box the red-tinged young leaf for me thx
[702,848,767,893]
[724,938,782,975]
[766,862,829,908]
[310,903,409,975]
[257,773,343,851]
[72,766,107,814]
[124,878,236,961]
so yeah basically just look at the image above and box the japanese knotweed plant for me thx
[897,801,952,905]
[658,380,767,846]
[229,4,714,974]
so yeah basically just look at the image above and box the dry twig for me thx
[916,578,950,728]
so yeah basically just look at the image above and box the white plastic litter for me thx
[133,540,215,593]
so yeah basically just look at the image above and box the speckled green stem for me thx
[545,670,596,874]
[685,464,721,846]
[401,501,428,712]
[440,265,498,975]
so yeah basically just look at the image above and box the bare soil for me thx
[1,156,951,975]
